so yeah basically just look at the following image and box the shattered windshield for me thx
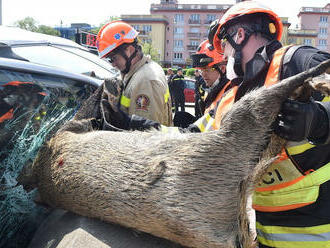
[0,69,96,248]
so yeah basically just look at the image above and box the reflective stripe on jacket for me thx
[252,46,330,248]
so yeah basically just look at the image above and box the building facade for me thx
[121,15,168,63]
[150,0,231,67]
[297,4,330,52]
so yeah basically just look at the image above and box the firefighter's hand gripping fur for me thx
[20,60,330,248]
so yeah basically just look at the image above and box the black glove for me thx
[101,99,130,131]
[101,99,160,131]
[129,115,161,131]
[274,98,329,143]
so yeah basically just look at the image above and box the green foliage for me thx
[186,68,196,77]
[14,17,60,36]
[37,25,60,36]
[142,42,160,63]
[15,17,38,32]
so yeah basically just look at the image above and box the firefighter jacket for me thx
[249,44,330,248]
[120,55,172,126]
[171,74,185,101]
[161,42,330,248]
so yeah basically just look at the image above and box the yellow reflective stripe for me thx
[253,162,330,209]
[322,96,330,102]
[194,113,211,132]
[257,221,330,234]
[164,88,170,103]
[253,185,319,208]
[120,95,131,108]
[205,116,216,131]
[287,142,315,155]
[256,222,330,248]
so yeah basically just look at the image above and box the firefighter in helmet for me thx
[97,20,172,126]
[191,40,228,117]
[209,1,330,247]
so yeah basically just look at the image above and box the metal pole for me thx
[0,0,2,25]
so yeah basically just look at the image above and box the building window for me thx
[304,39,312,45]
[174,40,183,47]
[207,14,216,23]
[174,14,184,23]
[190,40,199,46]
[320,27,328,35]
[190,14,200,21]
[174,27,184,34]
[132,25,140,31]
[142,38,152,44]
[319,39,327,46]
[174,53,183,59]
[143,25,152,32]
[189,14,200,24]
[190,27,200,33]
[320,16,328,23]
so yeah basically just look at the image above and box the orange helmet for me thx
[191,40,224,68]
[212,1,283,52]
[96,20,139,58]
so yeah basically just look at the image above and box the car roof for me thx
[0,56,102,87]
[0,26,87,50]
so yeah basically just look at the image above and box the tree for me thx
[14,17,60,36]
[15,17,38,32]
[142,42,160,63]
[37,25,60,36]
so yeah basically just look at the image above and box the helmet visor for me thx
[191,54,214,68]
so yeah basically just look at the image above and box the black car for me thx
[0,27,117,248]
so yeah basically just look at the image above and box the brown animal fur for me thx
[20,60,330,248]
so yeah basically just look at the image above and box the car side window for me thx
[12,45,117,80]
[0,68,96,248]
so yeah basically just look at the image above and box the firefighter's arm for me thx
[101,99,198,133]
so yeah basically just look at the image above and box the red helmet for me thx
[212,1,283,52]
[191,40,224,68]
[96,20,139,58]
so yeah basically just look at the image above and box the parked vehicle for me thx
[0,26,118,248]
[183,78,195,103]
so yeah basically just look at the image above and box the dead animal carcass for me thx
[20,60,330,248]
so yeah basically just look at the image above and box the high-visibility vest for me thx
[251,46,330,248]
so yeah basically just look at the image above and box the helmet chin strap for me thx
[225,30,251,77]
[119,45,139,74]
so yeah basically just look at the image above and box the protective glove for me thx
[101,99,130,131]
[101,99,160,131]
[274,98,329,143]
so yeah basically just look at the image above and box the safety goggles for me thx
[104,52,121,64]
[220,31,237,49]
[200,67,217,74]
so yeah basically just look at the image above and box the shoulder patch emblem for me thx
[135,94,150,111]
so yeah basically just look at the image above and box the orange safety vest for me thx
[212,45,292,131]
[204,81,232,114]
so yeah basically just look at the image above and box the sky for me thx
[2,0,329,29]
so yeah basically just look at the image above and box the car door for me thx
[0,65,98,248]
